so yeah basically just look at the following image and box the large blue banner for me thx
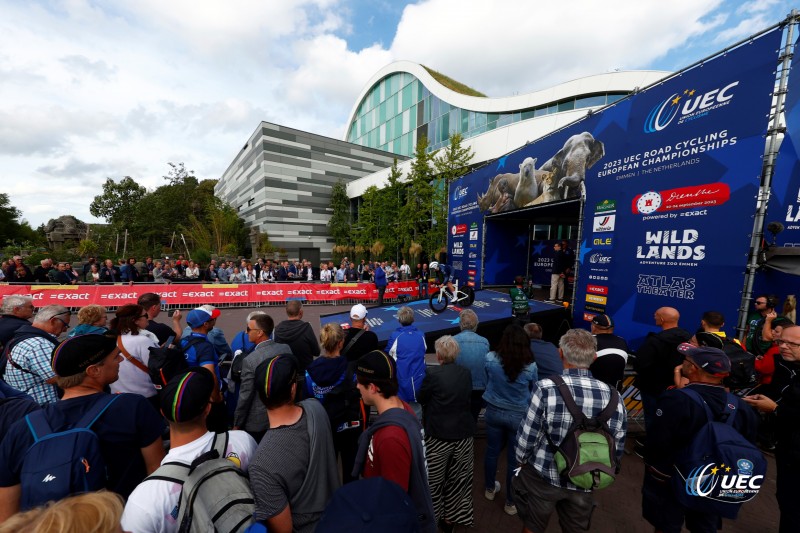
[448,29,782,347]
[767,37,800,248]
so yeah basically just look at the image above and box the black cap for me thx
[591,314,613,328]
[356,350,397,382]
[160,367,216,422]
[51,334,117,377]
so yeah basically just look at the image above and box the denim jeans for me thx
[484,405,524,505]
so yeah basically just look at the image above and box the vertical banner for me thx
[448,185,483,287]
[580,31,781,345]
[767,37,800,247]
[448,28,782,346]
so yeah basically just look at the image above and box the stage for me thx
[320,289,571,348]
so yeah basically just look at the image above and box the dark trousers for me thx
[334,427,362,484]
[470,390,485,422]
[776,452,800,533]
[377,285,386,305]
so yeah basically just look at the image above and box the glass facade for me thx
[346,72,629,157]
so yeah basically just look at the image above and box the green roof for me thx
[421,65,486,97]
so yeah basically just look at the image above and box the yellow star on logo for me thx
[671,96,681,105]
[726,467,731,472]
[688,89,696,96]
[683,89,689,94]
[720,463,725,468]
[710,466,719,475]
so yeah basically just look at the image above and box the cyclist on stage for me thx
[429,261,456,300]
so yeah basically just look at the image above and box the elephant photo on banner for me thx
[476,131,605,213]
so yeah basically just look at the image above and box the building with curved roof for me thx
[346,61,669,198]
[216,61,669,260]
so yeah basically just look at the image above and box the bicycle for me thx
[429,279,475,313]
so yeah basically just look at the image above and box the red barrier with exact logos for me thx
[0,282,423,307]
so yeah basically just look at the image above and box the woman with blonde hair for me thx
[0,490,124,533]
[304,322,364,483]
[109,304,158,409]
[67,305,108,337]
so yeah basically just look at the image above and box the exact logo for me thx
[451,224,467,236]
[453,185,469,202]
[586,284,608,295]
[644,82,739,133]
[586,294,608,305]
[593,215,615,233]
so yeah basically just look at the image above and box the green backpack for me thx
[550,375,620,490]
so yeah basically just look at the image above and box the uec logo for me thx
[644,81,739,133]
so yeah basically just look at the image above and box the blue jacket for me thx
[483,351,538,414]
[529,339,562,380]
[453,330,490,390]
[374,266,387,288]
[387,325,427,403]
[181,326,232,360]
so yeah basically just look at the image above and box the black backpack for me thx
[228,332,257,384]
[721,339,757,390]
[148,338,205,391]
[305,362,364,432]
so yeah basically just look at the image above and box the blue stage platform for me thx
[320,289,568,347]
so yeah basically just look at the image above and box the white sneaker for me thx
[484,481,501,501]
[504,503,518,516]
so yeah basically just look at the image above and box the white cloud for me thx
[0,0,792,229]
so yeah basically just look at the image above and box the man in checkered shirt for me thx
[512,328,627,532]
[3,305,70,406]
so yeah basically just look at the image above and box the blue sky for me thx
[0,0,793,228]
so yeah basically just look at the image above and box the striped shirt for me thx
[514,368,627,491]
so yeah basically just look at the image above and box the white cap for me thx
[350,304,368,320]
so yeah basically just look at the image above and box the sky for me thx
[0,0,793,230]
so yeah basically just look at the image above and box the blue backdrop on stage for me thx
[448,28,782,348]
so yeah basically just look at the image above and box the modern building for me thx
[345,61,669,199]
[215,62,668,260]
[215,122,404,262]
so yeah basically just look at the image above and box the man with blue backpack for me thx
[642,343,763,533]
[0,334,165,523]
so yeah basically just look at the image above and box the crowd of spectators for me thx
[0,290,796,532]
[1,255,433,287]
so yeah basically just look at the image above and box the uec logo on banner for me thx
[644,82,739,133]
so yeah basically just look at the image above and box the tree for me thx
[355,186,380,254]
[327,180,351,246]
[376,159,405,261]
[433,132,474,184]
[89,177,146,229]
[0,193,21,245]
[182,200,246,256]
[400,136,437,258]
[163,162,195,186]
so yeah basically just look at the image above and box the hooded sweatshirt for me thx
[273,319,319,372]
[352,405,436,533]
[633,326,692,394]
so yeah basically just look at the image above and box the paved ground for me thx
[153,302,781,532]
